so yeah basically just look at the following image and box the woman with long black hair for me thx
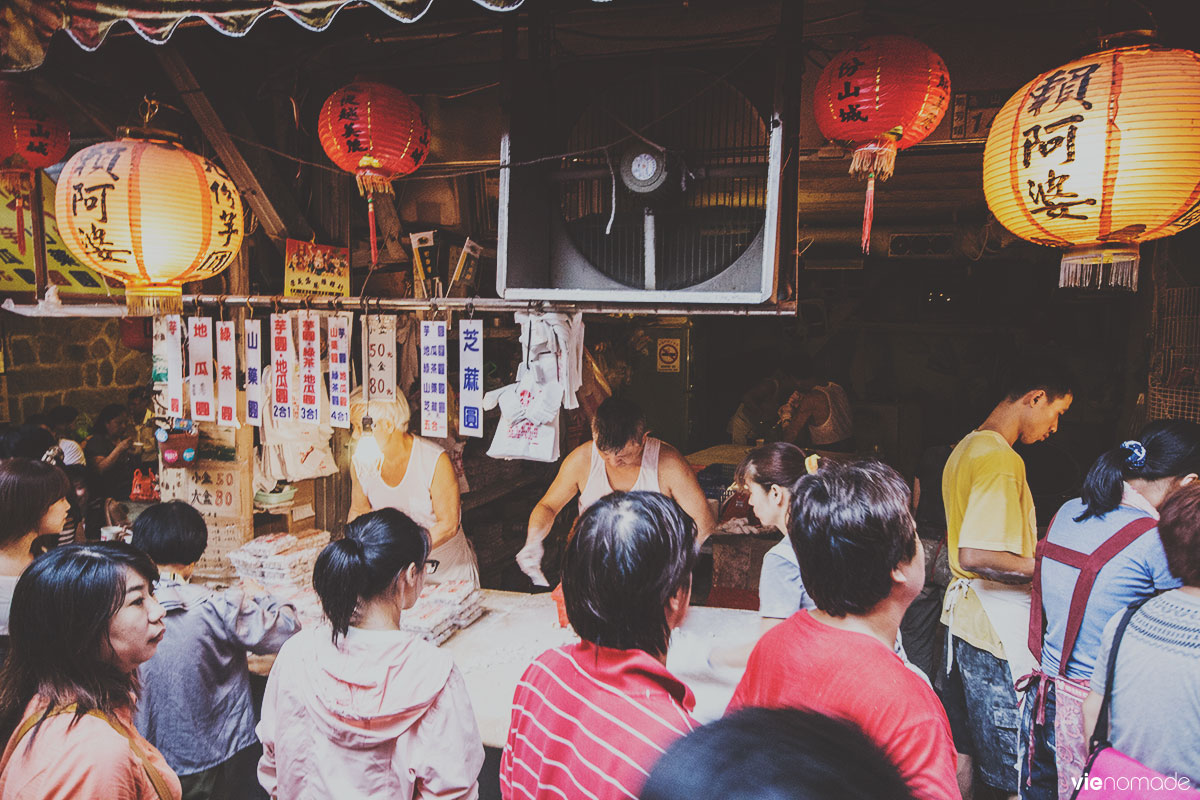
[257,507,482,799]
[1019,420,1200,799]
[0,459,71,662]
[0,542,179,799]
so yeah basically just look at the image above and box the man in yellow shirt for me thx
[941,364,1073,799]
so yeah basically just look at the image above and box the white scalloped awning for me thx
[2,0,587,72]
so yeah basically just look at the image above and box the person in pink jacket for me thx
[257,508,484,799]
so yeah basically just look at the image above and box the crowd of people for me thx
[0,366,1198,799]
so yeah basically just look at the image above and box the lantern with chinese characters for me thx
[983,44,1200,291]
[1,79,70,255]
[55,136,244,315]
[814,36,951,252]
[318,82,430,266]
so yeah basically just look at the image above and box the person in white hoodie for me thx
[257,508,484,799]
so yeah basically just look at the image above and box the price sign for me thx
[163,315,184,418]
[361,315,397,401]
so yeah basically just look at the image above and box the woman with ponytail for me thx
[256,508,483,799]
[1019,420,1200,800]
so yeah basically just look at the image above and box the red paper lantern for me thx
[814,36,951,252]
[318,82,430,266]
[1,79,70,254]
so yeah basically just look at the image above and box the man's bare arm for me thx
[660,447,717,544]
[958,547,1034,584]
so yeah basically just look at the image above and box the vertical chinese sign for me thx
[270,313,294,423]
[244,319,262,426]
[420,320,448,438]
[216,321,238,428]
[327,314,351,428]
[297,311,322,425]
[187,318,215,422]
[458,319,483,437]
[165,315,184,418]
[362,315,397,401]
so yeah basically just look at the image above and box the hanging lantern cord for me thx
[366,192,380,268]
[862,172,876,254]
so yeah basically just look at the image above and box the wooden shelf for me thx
[461,471,545,511]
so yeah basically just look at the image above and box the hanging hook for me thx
[466,300,475,320]
[245,296,255,319]
[216,295,227,323]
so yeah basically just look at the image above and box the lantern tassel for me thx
[849,140,898,181]
[861,173,875,254]
[367,193,379,267]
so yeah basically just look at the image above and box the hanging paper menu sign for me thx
[327,314,351,428]
[420,320,448,438]
[187,317,215,422]
[165,315,184,418]
[216,321,239,428]
[459,319,483,438]
[244,319,263,426]
[270,313,294,422]
[297,311,322,425]
[361,315,397,401]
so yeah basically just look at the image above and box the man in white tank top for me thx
[517,397,716,586]
[778,381,854,452]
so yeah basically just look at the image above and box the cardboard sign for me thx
[362,315,397,401]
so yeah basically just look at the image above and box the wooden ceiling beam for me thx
[155,45,313,254]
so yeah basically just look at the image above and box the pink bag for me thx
[1071,747,1200,799]
[1071,602,1200,799]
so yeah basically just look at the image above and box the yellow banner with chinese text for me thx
[0,172,124,297]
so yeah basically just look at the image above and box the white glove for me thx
[516,538,550,587]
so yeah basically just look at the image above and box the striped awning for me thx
[2,0,558,72]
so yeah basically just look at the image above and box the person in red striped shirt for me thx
[501,491,698,800]
[728,460,960,800]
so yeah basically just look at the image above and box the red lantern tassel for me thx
[367,193,379,267]
[15,195,26,256]
[861,172,875,254]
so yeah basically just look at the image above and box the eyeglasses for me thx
[423,560,440,576]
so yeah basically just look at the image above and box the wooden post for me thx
[29,171,49,301]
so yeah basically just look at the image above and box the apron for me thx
[1021,515,1157,799]
[944,577,1035,781]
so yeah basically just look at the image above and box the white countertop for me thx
[443,590,758,748]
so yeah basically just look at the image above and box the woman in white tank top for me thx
[348,391,479,587]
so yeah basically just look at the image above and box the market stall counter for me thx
[446,590,755,747]
[250,589,757,748]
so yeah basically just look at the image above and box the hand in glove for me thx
[516,538,550,587]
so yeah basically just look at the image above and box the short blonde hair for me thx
[349,386,411,433]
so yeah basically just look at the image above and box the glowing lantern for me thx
[814,35,951,252]
[983,44,1200,291]
[55,136,244,315]
[1,79,70,255]
[318,81,430,266]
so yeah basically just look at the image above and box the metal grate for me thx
[1156,287,1200,350]
[558,70,769,290]
[1148,347,1200,423]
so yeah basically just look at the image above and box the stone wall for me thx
[3,316,152,423]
